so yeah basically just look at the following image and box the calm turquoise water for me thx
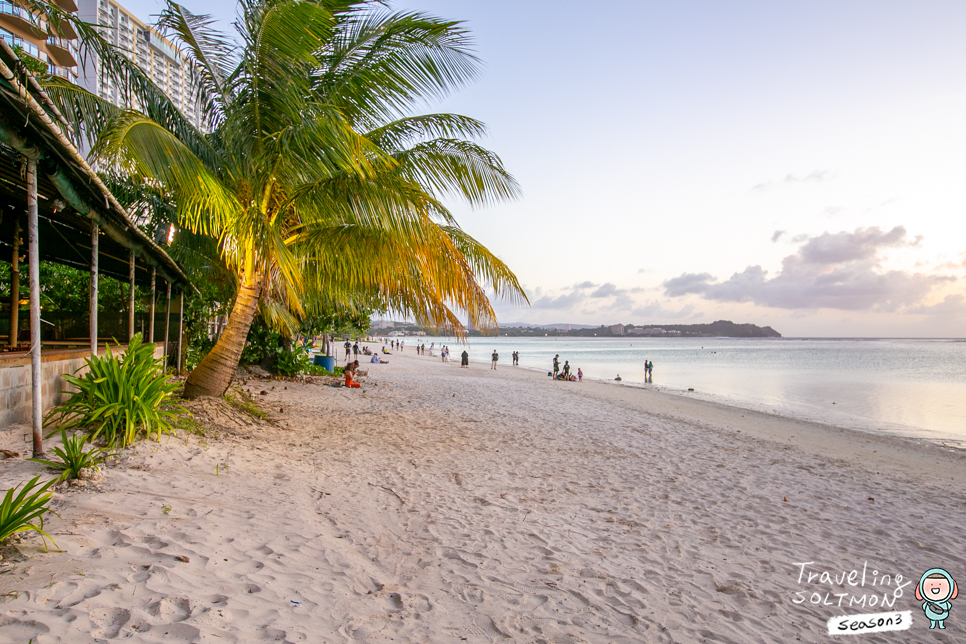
[385,336,966,446]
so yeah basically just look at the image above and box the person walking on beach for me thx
[491,350,499,369]
[344,340,351,360]
[352,342,359,359]
[461,350,469,367]
[553,355,560,377]
[577,368,583,382]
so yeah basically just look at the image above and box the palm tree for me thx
[45,0,526,398]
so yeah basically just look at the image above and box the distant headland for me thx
[371,320,782,338]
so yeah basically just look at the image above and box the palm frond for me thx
[157,1,236,116]
[394,138,520,206]
[366,113,487,152]
[315,9,479,128]
[91,110,238,238]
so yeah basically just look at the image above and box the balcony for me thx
[52,0,77,11]
[1,28,48,63]
[50,16,76,40]
[46,33,76,67]
[0,2,47,39]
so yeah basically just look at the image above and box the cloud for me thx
[752,170,834,192]
[637,268,652,274]
[771,230,786,243]
[662,226,953,312]
[522,281,677,318]
[531,290,588,310]
[663,272,715,297]
[797,226,918,264]
[590,283,622,298]
[907,294,966,317]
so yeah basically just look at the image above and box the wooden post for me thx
[177,290,184,373]
[89,222,98,354]
[26,158,42,457]
[8,218,19,348]
[148,267,156,343]
[128,250,135,340]
[163,281,171,367]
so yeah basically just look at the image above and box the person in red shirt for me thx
[344,364,362,388]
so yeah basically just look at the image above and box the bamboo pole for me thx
[27,158,42,457]
[148,267,156,343]
[163,282,171,368]
[128,250,135,340]
[177,290,184,373]
[8,218,19,348]
[90,222,98,354]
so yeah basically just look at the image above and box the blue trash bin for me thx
[314,355,336,372]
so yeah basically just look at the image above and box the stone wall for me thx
[0,344,166,428]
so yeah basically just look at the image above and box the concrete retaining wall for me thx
[0,344,166,428]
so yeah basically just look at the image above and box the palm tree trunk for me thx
[182,281,261,399]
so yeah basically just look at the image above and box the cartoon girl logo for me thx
[916,568,958,629]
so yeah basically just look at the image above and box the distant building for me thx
[610,323,625,335]
[627,327,669,336]
[77,0,204,128]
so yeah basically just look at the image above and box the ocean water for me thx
[384,336,966,447]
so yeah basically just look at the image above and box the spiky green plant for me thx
[45,334,183,448]
[0,477,58,551]
[28,431,114,481]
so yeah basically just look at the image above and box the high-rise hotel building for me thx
[0,0,80,81]
[77,0,203,129]
[0,0,202,128]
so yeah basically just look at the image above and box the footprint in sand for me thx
[340,617,389,640]
[150,596,192,622]
[89,607,131,639]
[0,616,50,641]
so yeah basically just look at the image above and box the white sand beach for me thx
[1,347,964,643]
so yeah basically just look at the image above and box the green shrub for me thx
[0,476,58,551]
[45,333,183,448]
[28,431,113,481]
[275,349,311,376]
[240,319,281,366]
[306,364,343,377]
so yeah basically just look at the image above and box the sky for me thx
[119,0,966,336]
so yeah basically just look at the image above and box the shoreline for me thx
[0,346,963,642]
[377,345,966,488]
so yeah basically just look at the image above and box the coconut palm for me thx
[44,0,526,398]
